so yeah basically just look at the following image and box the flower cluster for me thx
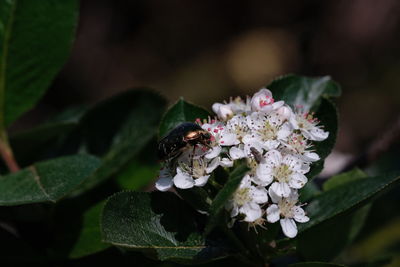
[155,88,328,238]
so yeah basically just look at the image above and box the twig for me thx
[0,137,20,172]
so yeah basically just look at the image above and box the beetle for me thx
[157,122,212,161]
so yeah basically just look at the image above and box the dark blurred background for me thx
[12,0,400,171]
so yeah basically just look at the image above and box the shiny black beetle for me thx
[157,122,212,161]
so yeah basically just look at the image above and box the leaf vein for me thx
[28,166,54,202]
[107,241,205,250]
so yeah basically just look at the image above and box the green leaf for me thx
[0,154,100,206]
[101,191,231,263]
[75,89,166,193]
[10,120,79,167]
[159,99,210,138]
[298,172,400,233]
[268,75,340,178]
[289,262,346,267]
[298,169,372,261]
[298,205,371,261]
[299,180,321,203]
[0,0,78,127]
[323,168,367,191]
[268,74,341,111]
[205,165,249,234]
[67,201,110,259]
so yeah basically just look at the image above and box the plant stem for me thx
[0,132,19,172]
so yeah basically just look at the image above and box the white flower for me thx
[212,96,252,119]
[219,157,234,167]
[266,190,309,238]
[226,175,269,222]
[228,96,252,115]
[212,103,234,121]
[289,108,329,141]
[250,88,284,114]
[244,112,292,152]
[173,157,219,189]
[258,150,308,197]
[282,133,320,162]
[276,105,293,121]
[201,120,226,160]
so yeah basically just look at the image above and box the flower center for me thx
[257,121,277,141]
[233,187,251,206]
[180,159,206,179]
[233,124,248,141]
[273,164,292,183]
[192,159,207,178]
[278,198,296,218]
[287,134,307,153]
[297,111,319,130]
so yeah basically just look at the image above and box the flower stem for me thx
[0,132,19,172]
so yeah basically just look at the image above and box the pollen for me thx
[233,187,251,206]
[273,164,292,183]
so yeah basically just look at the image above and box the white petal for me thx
[293,207,310,223]
[289,115,299,129]
[271,100,284,110]
[302,152,320,162]
[309,128,329,141]
[229,146,246,159]
[220,133,239,146]
[268,187,282,203]
[255,164,274,186]
[264,150,282,167]
[289,173,308,189]
[250,187,269,204]
[206,157,220,173]
[201,123,213,131]
[173,171,194,189]
[220,157,234,167]
[240,174,252,188]
[205,146,221,159]
[300,162,310,174]
[283,155,302,171]
[230,205,239,217]
[280,218,298,238]
[276,106,293,121]
[243,139,263,156]
[270,182,291,197]
[259,105,274,114]
[194,175,210,187]
[212,103,223,114]
[263,140,280,151]
[277,123,292,140]
[240,202,262,222]
[155,177,173,191]
[159,168,173,179]
[218,105,234,120]
[266,204,280,223]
